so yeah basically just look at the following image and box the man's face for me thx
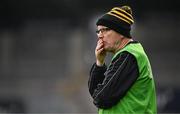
[96,25,123,53]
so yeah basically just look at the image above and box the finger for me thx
[97,40,104,48]
[96,42,104,51]
[97,39,103,44]
[96,47,104,55]
[98,47,104,53]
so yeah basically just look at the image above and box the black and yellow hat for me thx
[96,6,134,38]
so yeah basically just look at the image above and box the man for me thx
[88,6,157,114]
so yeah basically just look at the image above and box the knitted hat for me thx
[96,6,134,38]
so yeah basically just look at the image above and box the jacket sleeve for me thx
[91,51,139,109]
[88,63,107,97]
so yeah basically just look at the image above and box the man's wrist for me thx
[96,60,104,67]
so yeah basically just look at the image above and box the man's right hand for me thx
[95,39,106,66]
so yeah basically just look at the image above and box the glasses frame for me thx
[96,27,111,35]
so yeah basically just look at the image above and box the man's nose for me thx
[97,33,103,39]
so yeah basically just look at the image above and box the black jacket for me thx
[88,51,139,109]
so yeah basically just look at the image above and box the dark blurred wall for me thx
[0,0,180,113]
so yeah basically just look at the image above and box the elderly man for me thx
[88,6,157,114]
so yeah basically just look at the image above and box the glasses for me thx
[96,27,111,35]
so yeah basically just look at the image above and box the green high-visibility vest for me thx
[99,42,157,114]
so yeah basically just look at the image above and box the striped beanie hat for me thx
[96,6,134,38]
